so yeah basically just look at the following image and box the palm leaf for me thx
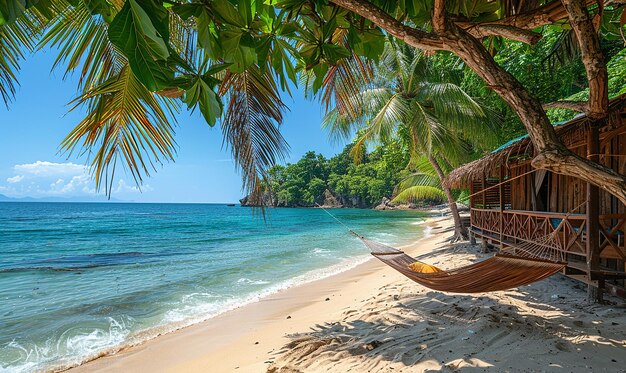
[419,82,496,149]
[0,15,41,105]
[396,171,440,191]
[319,52,374,119]
[218,65,289,204]
[39,3,126,92]
[61,65,178,193]
[392,185,446,204]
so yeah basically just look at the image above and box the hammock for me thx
[316,200,579,294]
[360,237,566,293]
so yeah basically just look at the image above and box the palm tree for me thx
[324,40,497,241]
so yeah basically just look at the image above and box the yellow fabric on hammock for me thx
[408,262,443,273]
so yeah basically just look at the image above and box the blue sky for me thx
[0,52,346,203]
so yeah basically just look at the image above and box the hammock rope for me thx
[315,201,583,293]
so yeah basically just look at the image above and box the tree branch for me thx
[463,0,595,30]
[465,24,542,44]
[543,100,588,111]
[456,0,596,44]
[561,0,609,119]
[432,0,447,33]
[329,0,444,50]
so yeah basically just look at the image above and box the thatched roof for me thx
[445,94,626,189]
[444,136,533,189]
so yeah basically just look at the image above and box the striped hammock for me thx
[361,237,566,293]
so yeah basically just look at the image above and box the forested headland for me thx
[240,140,416,208]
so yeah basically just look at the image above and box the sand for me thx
[69,216,626,373]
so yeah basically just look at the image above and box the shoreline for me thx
[67,214,626,372]
[62,216,442,373]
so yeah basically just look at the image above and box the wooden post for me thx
[499,165,505,248]
[481,177,486,209]
[480,238,489,253]
[587,121,603,303]
[469,231,476,245]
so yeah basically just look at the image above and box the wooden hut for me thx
[447,94,626,299]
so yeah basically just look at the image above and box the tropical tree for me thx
[2,0,626,205]
[324,41,496,241]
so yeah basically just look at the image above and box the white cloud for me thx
[61,175,91,194]
[1,160,154,198]
[114,179,153,193]
[6,175,23,183]
[14,161,87,177]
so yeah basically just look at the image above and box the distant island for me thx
[0,194,123,203]
[240,142,437,210]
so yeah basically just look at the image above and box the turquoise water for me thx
[0,202,426,372]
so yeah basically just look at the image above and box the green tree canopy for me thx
[264,139,410,207]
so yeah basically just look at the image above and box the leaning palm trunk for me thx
[428,154,467,242]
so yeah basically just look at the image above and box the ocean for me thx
[0,202,426,372]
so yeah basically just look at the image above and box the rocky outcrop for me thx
[374,197,396,210]
[239,192,276,207]
[318,189,342,208]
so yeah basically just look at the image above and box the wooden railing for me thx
[599,214,626,260]
[471,208,626,260]
[471,208,587,255]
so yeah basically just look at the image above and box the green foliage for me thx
[107,0,171,91]
[393,186,446,204]
[324,40,498,191]
[457,26,626,141]
[608,48,626,97]
[0,15,39,103]
[544,46,626,122]
[266,140,410,207]
[391,157,448,205]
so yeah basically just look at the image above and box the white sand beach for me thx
[69,216,626,373]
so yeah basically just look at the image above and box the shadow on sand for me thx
[268,243,626,372]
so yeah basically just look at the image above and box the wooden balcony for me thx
[470,208,626,261]
[470,208,586,256]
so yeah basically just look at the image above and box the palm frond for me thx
[407,100,446,155]
[322,107,356,142]
[61,65,178,193]
[39,3,126,92]
[365,92,408,143]
[420,82,497,149]
[396,171,441,191]
[392,185,446,204]
[428,123,473,167]
[219,65,289,204]
[322,86,398,143]
[407,155,436,174]
[320,53,374,119]
[0,15,42,105]
[168,10,198,66]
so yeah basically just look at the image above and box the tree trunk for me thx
[330,0,626,207]
[428,154,467,242]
